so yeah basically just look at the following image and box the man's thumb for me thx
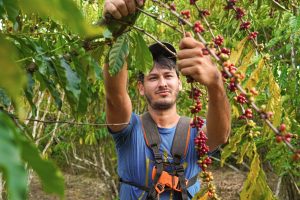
[137,0,144,6]
[185,32,192,37]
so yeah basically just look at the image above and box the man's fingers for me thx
[111,0,129,17]
[125,0,136,14]
[177,48,203,60]
[179,38,205,50]
[105,2,122,19]
[177,57,202,70]
[180,66,201,78]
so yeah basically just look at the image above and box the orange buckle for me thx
[152,167,186,194]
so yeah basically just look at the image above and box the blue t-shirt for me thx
[110,113,201,200]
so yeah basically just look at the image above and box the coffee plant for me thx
[0,0,299,199]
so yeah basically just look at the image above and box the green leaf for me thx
[238,49,255,74]
[24,73,37,116]
[129,31,153,74]
[17,129,65,197]
[2,0,19,22]
[73,56,90,115]
[53,58,81,113]
[230,36,249,65]
[221,125,247,166]
[0,35,26,115]
[0,111,28,200]
[240,149,276,199]
[244,58,265,90]
[0,88,11,108]
[236,142,251,164]
[262,68,282,138]
[19,0,103,36]
[108,34,129,75]
[35,71,62,110]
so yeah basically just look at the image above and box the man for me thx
[103,0,231,199]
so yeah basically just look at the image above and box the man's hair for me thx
[138,55,179,83]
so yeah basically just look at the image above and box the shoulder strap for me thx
[141,112,161,148]
[172,116,191,200]
[171,116,191,159]
[141,112,163,199]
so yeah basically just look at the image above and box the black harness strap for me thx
[171,116,191,200]
[142,113,164,199]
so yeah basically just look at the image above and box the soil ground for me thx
[29,166,249,200]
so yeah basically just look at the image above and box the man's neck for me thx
[147,105,180,128]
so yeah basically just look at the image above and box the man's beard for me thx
[145,91,179,110]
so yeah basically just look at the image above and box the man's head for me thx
[138,42,182,111]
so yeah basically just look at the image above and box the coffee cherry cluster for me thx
[191,116,205,128]
[239,108,253,120]
[224,0,238,10]
[180,10,191,19]
[235,7,245,19]
[207,183,217,198]
[187,82,212,172]
[276,133,294,143]
[240,21,251,30]
[275,123,298,144]
[234,93,248,104]
[228,78,237,92]
[248,31,259,40]
[200,171,214,182]
[213,35,224,46]
[221,61,237,79]
[194,21,205,33]
[201,9,211,17]
[189,0,198,5]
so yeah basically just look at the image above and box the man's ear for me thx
[178,79,183,91]
[137,81,145,95]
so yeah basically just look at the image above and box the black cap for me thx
[149,42,177,63]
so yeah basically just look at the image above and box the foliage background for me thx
[0,0,299,199]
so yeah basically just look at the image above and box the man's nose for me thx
[158,77,167,87]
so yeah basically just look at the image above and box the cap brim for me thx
[149,42,177,63]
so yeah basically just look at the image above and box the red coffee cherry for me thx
[180,10,191,19]
[278,123,286,132]
[213,35,224,46]
[248,31,259,40]
[193,21,205,33]
[235,7,246,19]
[276,135,283,143]
[240,21,251,30]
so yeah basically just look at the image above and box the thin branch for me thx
[136,7,183,34]
[211,156,240,172]
[194,3,216,38]
[110,18,177,57]
[11,115,130,127]
[42,93,64,155]
[275,176,282,197]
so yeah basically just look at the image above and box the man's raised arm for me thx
[104,63,132,132]
[103,0,143,132]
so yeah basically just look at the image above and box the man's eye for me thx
[166,75,173,78]
[149,77,157,80]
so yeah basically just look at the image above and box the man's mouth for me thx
[156,90,170,95]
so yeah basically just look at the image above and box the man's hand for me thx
[104,0,144,19]
[177,32,223,89]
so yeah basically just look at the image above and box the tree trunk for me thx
[279,174,300,200]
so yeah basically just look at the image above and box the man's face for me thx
[138,66,182,110]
